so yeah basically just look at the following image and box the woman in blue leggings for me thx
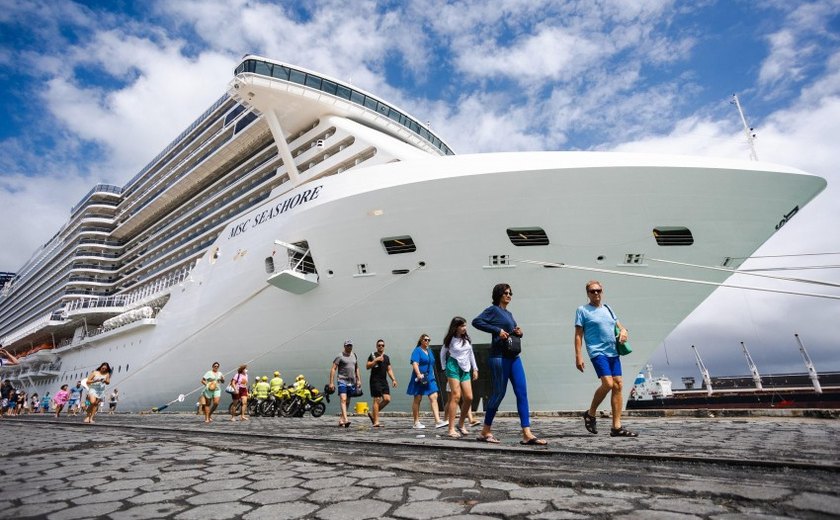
[472,283,547,445]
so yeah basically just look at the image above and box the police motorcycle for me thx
[249,376,273,416]
[279,375,326,417]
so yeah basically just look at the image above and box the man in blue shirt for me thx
[574,280,637,437]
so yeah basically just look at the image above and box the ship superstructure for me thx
[0,55,828,412]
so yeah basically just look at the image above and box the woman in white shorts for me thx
[84,362,112,424]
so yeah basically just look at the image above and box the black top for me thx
[368,353,391,382]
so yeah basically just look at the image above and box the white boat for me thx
[0,55,827,412]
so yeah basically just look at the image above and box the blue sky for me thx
[1,0,839,385]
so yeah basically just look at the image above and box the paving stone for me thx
[480,479,522,491]
[376,486,405,502]
[317,498,392,519]
[19,488,88,504]
[192,477,250,492]
[247,487,310,504]
[392,500,467,519]
[614,511,702,520]
[710,514,791,520]
[470,499,548,516]
[785,491,840,515]
[510,486,577,501]
[347,469,397,479]
[421,477,476,489]
[243,502,320,520]
[46,501,124,520]
[110,503,188,519]
[2,501,68,518]
[581,488,648,500]
[0,487,41,500]
[138,477,201,492]
[358,477,415,488]
[157,468,206,480]
[300,475,358,490]
[675,481,792,501]
[99,478,155,491]
[126,488,193,504]
[248,476,304,490]
[71,489,138,504]
[551,495,634,514]
[530,512,589,520]
[642,497,730,515]
[175,502,253,519]
[309,485,372,504]
[69,477,109,488]
[407,485,441,501]
[185,488,253,505]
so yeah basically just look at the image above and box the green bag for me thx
[615,325,632,356]
[605,304,631,356]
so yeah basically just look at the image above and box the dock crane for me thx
[692,345,713,396]
[740,341,763,390]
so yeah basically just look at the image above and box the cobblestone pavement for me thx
[1,412,839,519]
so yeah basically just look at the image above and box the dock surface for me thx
[1,413,838,519]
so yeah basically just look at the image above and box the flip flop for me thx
[344,421,351,428]
[469,420,481,427]
[372,423,382,428]
[447,431,462,439]
[476,433,500,444]
[457,426,470,436]
[520,437,547,446]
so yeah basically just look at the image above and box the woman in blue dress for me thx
[406,333,447,430]
[472,283,547,445]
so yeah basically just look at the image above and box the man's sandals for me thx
[583,411,597,434]
[610,426,638,437]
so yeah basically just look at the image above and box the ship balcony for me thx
[112,120,269,240]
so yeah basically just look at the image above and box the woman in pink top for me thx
[53,384,70,418]
[230,364,249,421]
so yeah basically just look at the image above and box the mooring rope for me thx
[516,259,840,301]
[647,258,840,289]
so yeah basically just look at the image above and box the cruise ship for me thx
[0,55,828,413]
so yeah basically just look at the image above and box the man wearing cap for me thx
[328,340,361,427]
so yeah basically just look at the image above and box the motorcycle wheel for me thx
[228,400,241,416]
[280,398,297,417]
[247,399,258,416]
[310,402,326,417]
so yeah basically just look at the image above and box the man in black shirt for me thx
[366,339,397,427]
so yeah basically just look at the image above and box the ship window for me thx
[321,79,337,95]
[265,257,275,274]
[336,84,352,100]
[289,69,306,85]
[506,228,549,246]
[392,269,410,275]
[255,61,272,77]
[653,227,694,246]
[624,253,645,265]
[364,97,378,110]
[382,236,417,255]
[305,74,322,89]
[357,264,367,275]
[272,65,290,80]
[351,91,365,105]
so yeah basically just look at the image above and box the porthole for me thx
[118,365,122,373]
[126,364,130,371]
[596,255,605,264]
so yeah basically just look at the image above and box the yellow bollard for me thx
[354,401,369,415]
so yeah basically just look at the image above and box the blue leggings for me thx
[484,356,530,428]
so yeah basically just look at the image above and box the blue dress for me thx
[405,346,439,396]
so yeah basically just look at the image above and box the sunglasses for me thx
[422,338,430,342]
[588,289,602,294]
[503,291,513,296]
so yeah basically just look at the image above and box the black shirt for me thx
[368,353,391,382]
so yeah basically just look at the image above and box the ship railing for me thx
[62,265,193,317]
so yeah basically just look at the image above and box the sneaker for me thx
[434,420,448,429]
[413,422,426,429]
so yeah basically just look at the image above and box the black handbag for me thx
[494,335,522,358]
[351,385,364,397]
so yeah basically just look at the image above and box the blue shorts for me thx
[591,355,622,378]
[337,381,357,396]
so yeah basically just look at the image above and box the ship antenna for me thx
[794,334,823,394]
[739,341,763,390]
[731,94,758,161]
[691,345,713,396]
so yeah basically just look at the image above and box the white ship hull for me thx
[18,151,825,412]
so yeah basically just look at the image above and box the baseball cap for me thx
[344,340,353,347]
